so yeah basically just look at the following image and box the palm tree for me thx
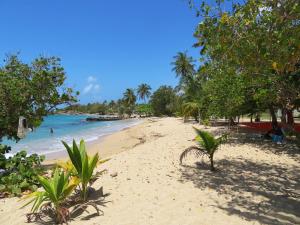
[137,83,151,103]
[182,101,200,122]
[123,88,136,106]
[171,52,195,89]
[123,88,136,116]
[180,127,228,171]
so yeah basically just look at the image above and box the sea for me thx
[3,114,141,157]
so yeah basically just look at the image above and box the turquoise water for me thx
[4,115,140,156]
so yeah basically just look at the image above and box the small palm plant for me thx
[22,168,79,223]
[180,127,228,171]
[62,140,99,201]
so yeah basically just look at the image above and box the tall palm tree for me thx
[123,88,136,107]
[171,52,195,89]
[180,127,228,171]
[137,83,151,103]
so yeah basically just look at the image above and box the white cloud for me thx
[82,76,100,95]
[94,84,100,91]
[87,76,97,83]
[83,84,94,94]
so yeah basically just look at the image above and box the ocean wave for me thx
[7,117,142,156]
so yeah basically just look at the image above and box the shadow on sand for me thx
[31,187,110,225]
[179,124,300,224]
[179,157,300,225]
[227,126,300,162]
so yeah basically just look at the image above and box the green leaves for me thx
[0,54,78,142]
[171,52,195,89]
[137,84,152,102]
[62,140,99,201]
[23,168,79,214]
[150,86,178,116]
[189,0,300,119]
[180,127,228,171]
[0,150,44,196]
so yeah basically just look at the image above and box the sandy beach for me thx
[0,117,299,225]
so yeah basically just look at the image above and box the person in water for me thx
[50,128,54,134]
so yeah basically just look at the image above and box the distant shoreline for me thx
[43,118,146,164]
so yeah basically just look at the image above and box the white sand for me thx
[0,117,299,225]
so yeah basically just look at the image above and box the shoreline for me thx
[1,117,299,225]
[43,118,147,164]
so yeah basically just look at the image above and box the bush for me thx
[0,148,45,196]
[150,86,178,116]
[202,119,211,127]
[135,104,153,117]
[23,139,106,223]
[23,168,79,224]
[62,140,99,201]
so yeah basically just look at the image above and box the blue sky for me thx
[0,0,200,103]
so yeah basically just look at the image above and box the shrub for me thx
[150,86,178,116]
[180,127,228,171]
[0,149,45,196]
[202,119,211,128]
[23,168,79,224]
[62,140,99,201]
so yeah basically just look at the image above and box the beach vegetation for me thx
[180,127,228,171]
[62,140,99,201]
[182,102,200,122]
[150,85,178,116]
[22,168,79,224]
[137,83,152,103]
[122,88,137,116]
[135,104,153,117]
[0,149,45,197]
[173,0,300,131]
[0,54,78,197]
[0,54,78,142]
[171,52,195,90]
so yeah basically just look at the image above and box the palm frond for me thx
[217,133,229,145]
[193,127,217,152]
[179,146,205,164]
[62,139,102,201]
[182,102,200,117]
[181,128,228,171]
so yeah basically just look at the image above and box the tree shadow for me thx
[179,159,300,225]
[226,127,300,162]
[69,186,111,221]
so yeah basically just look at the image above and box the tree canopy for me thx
[0,55,78,142]
[150,86,178,116]
[137,83,152,103]
[176,0,300,127]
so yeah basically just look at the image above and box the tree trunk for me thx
[210,155,215,171]
[183,117,187,123]
[194,115,199,122]
[281,108,287,124]
[286,109,294,126]
[250,114,253,123]
[269,105,278,127]
[229,117,235,126]
[255,114,260,122]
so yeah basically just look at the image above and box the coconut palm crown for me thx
[171,52,195,89]
[123,88,137,106]
[137,83,151,103]
[180,127,228,171]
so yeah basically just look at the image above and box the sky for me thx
[0,0,201,103]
